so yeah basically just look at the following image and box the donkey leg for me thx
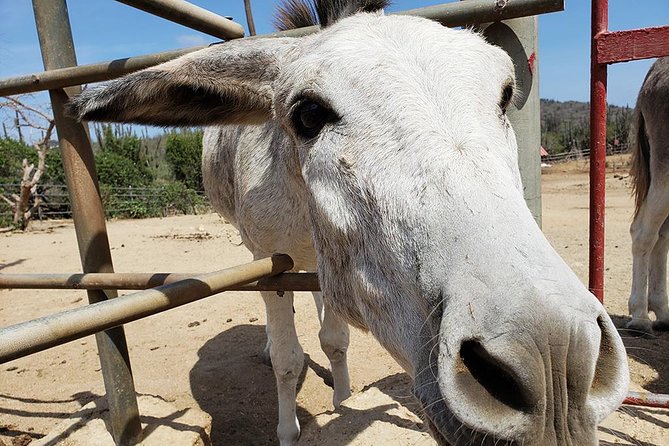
[649,219,669,330]
[629,187,669,335]
[262,290,304,446]
[313,292,352,407]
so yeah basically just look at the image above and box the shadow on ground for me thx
[189,324,314,445]
[189,325,428,445]
[0,391,99,444]
[611,314,669,395]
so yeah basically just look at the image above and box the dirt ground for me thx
[1,155,668,445]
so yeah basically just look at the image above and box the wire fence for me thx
[541,143,630,164]
[1,145,632,222]
[0,183,210,221]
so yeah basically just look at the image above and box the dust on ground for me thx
[1,155,667,445]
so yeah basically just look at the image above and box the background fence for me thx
[0,183,209,220]
[541,143,630,164]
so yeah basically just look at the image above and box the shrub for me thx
[96,151,153,188]
[0,138,33,183]
[154,181,205,216]
[165,131,203,191]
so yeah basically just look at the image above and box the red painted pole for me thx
[589,0,608,302]
[623,391,669,409]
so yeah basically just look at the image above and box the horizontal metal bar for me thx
[0,271,319,291]
[397,0,563,27]
[0,0,564,96]
[623,391,669,409]
[0,254,293,364]
[0,46,205,96]
[596,25,669,64]
[115,0,244,40]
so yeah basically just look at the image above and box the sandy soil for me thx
[1,155,668,445]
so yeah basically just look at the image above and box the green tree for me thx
[95,124,153,187]
[95,150,152,188]
[165,130,203,191]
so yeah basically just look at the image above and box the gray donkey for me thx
[628,56,669,335]
[69,1,629,445]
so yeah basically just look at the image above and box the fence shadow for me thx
[0,258,26,271]
[0,391,99,444]
[610,314,669,395]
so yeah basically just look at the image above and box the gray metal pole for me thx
[0,0,564,97]
[0,255,294,364]
[244,0,256,36]
[0,271,320,291]
[485,18,542,226]
[115,0,244,40]
[31,1,142,444]
[461,1,542,226]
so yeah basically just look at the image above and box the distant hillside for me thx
[539,99,632,155]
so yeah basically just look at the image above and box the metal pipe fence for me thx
[0,183,209,219]
[0,0,565,96]
[0,1,568,444]
[0,254,293,364]
[589,0,669,410]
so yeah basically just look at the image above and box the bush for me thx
[154,182,205,216]
[96,151,153,188]
[165,131,203,191]
[100,182,206,219]
[0,138,33,183]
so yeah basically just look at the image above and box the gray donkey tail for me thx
[630,108,650,219]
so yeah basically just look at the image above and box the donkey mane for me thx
[273,0,390,31]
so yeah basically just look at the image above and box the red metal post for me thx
[623,391,669,409]
[596,25,669,64]
[589,0,608,302]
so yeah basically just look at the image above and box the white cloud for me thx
[176,34,211,48]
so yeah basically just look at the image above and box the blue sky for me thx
[0,0,667,116]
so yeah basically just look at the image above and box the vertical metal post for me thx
[485,17,542,226]
[461,0,542,226]
[244,0,257,36]
[31,1,142,444]
[589,0,608,302]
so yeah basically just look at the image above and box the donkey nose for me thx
[439,309,628,444]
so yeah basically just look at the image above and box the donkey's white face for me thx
[70,13,629,446]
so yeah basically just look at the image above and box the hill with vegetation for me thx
[540,98,633,155]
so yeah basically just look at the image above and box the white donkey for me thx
[628,56,669,335]
[69,1,630,445]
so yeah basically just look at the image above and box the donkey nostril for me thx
[460,339,534,412]
[590,315,620,396]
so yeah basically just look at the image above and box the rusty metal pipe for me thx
[115,0,244,40]
[0,0,564,96]
[588,0,608,302]
[0,255,293,364]
[623,391,669,409]
[31,1,143,443]
[0,271,319,291]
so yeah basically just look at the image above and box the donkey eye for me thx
[292,100,336,139]
[499,85,514,114]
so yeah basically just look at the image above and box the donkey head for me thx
[69,11,629,446]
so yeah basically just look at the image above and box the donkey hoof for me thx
[652,320,669,331]
[625,319,654,337]
[333,389,352,408]
[261,349,273,367]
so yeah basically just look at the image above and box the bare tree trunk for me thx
[244,0,256,36]
[15,110,24,143]
[13,126,50,230]
[0,96,55,230]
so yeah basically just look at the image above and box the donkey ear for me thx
[67,38,298,126]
